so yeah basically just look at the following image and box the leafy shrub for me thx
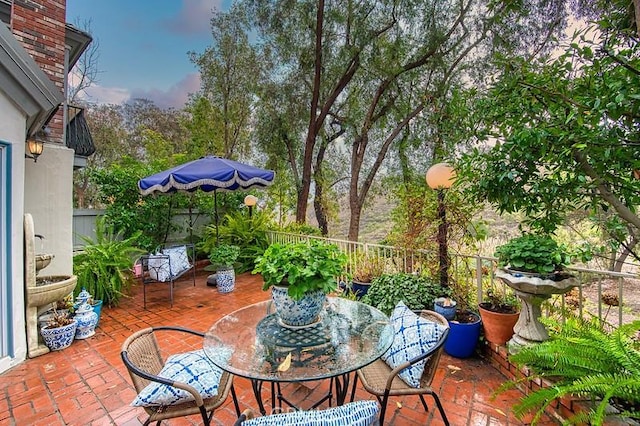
[280,222,322,236]
[73,218,144,307]
[361,273,451,315]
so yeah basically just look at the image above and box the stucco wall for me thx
[0,90,27,373]
[24,144,74,276]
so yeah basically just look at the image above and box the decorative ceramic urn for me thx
[74,301,98,339]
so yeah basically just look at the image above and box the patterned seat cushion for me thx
[132,349,223,407]
[381,301,447,388]
[241,400,379,425]
[162,245,191,278]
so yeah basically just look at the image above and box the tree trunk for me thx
[296,0,324,223]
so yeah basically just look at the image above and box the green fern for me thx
[502,315,640,425]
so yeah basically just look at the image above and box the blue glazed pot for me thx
[350,280,371,299]
[444,311,481,358]
[41,320,77,351]
[91,300,103,325]
[216,267,235,293]
[271,286,326,327]
[434,297,457,321]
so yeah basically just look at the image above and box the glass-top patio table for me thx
[203,296,394,414]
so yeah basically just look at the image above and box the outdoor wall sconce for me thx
[426,162,456,288]
[244,195,258,217]
[25,128,49,162]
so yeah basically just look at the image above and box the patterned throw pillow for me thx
[148,254,170,282]
[131,349,223,407]
[380,301,447,388]
[242,400,380,426]
[162,245,191,277]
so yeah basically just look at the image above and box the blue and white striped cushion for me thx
[131,349,223,407]
[241,400,379,425]
[381,301,446,388]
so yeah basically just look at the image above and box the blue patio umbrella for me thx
[138,156,275,241]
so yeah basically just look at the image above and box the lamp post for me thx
[426,163,456,287]
[244,195,258,218]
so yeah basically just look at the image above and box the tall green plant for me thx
[498,316,640,425]
[73,218,144,307]
[199,210,272,273]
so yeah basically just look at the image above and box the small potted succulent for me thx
[40,309,77,351]
[208,244,241,293]
[433,296,457,320]
[253,241,347,327]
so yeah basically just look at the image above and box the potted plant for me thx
[40,309,77,351]
[208,244,240,293]
[434,296,457,320]
[493,233,571,278]
[493,233,582,348]
[478,288,520,346]
[253,241,347,327]
[349,254,386,299]
[73,218,144,307]
[444,309,482,358]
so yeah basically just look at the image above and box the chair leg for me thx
[379,393,390,426]
[231,383,241,416]
[198,405,211,426]
[169,280,174,308]
[430,393,450,426]
[349,372,359,402]
[143,282,147,309]
[419,394,430,412]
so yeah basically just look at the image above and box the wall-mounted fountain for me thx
[24,213,77,358]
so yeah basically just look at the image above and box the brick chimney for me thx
[11,0,66,143]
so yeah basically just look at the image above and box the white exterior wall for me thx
[24,143,74,276]
[0,90,27,373]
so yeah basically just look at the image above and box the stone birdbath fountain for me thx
[496,268,578,353]
[24,213,77,357]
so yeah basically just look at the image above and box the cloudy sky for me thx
[66,0,231,109]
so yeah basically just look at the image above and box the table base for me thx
[251,373,353,415]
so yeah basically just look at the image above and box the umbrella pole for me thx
[163,197,174,246]
[188,195,194,246]
[214,190,219,244]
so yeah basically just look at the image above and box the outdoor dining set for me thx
[120,296,451,426]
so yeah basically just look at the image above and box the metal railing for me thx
[267,231,638,328]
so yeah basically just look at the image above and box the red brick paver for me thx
[0,271,561,425]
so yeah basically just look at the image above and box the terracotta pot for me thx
[478,304,519,346]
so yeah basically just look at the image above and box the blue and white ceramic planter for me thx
[74,302,98,339]
[41,320,77,351]
[271,286,326,327]
[216,267,235,293]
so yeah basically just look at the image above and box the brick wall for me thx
[11,0,66,143]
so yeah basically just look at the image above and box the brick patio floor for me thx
[0,270,562,425]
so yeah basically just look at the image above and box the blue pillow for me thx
[132,349,223,407]
[242,400,379,426]
[381,301,447,388]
